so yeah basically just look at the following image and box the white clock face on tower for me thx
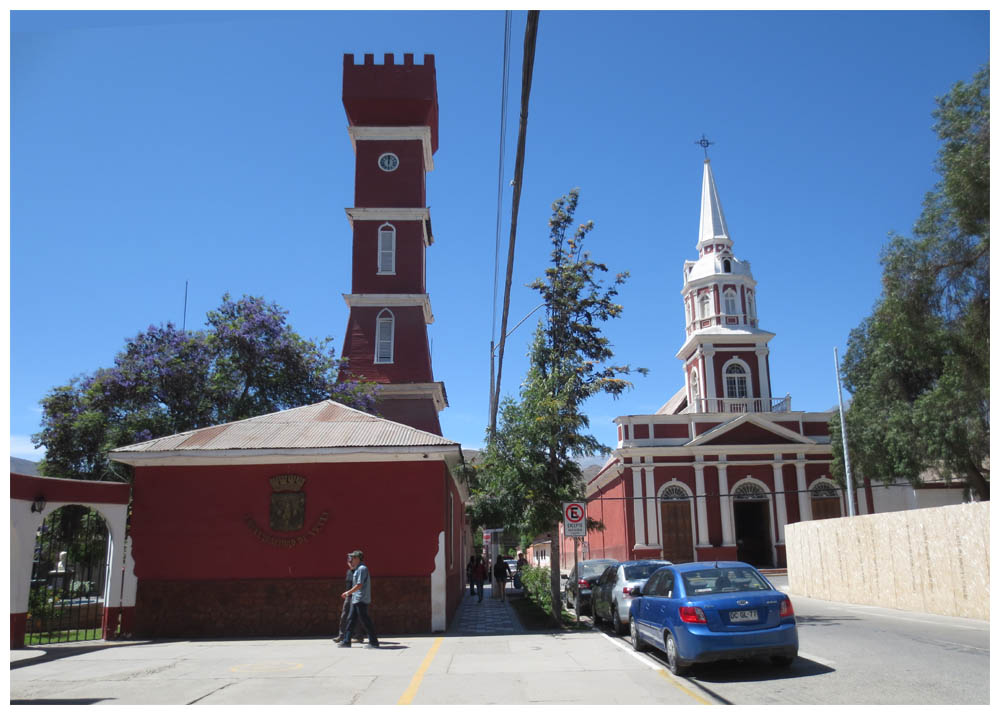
[378,152,400,172]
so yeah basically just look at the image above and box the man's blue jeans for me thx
[343,601,378,646]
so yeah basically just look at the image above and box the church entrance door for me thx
[659,499,694,563]
[733,500,773,567]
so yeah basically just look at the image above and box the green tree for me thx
[834,67,989,500]
[469,190,644,623]
[33,294,378,481]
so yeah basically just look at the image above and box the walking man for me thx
[339,550,380,649]
[336,554,363,644]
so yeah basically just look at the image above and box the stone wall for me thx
[785,502,989,621]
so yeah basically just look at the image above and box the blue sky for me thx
[9,9,989,462]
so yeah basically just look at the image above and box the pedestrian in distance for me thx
[493,555,512,602]
[339,550,380,649]
[466,555,476,597]
[473,556,487,603]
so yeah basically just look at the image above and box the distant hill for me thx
[11,457,40,476]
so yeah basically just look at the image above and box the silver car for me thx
[592,560,672,635]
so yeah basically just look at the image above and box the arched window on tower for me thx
[723,259,732,273]
[724,289,738,315]
[377,223,396,274]
[375,309,394,364]
[699,294,711,319]
[746,291,756,320]
[725,363,749,401]
[690,368,701,410]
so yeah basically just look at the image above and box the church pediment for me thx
[688,414,813,447]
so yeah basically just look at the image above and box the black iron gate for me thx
[27,505,110,645]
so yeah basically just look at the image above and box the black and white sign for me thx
[563,502,586,537]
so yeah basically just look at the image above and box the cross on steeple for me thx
[695,134,715,159]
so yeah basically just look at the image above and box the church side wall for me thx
[130,460,451,636]
[586,479,630,561]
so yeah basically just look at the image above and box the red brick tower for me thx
[338,53,447,435]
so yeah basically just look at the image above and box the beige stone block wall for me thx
[785,502,989,620]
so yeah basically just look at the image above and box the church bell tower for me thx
[677,155,779,414]
[338,53,447,435]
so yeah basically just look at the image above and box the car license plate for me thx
[729,609,757,623]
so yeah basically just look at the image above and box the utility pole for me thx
[834,347,857,517]
[490,10,540,438]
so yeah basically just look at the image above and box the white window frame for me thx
[698,294,711,319]
[377,223,396,275]
[375,309,395,364]
[746,291,756,319]
[722,358,751,400]
[723,288,738,315]
[690,367,701,406]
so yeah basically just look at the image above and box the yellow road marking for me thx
[657,668,713,704]
[397,636,444,705]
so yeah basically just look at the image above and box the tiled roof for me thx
[110,400,458,454]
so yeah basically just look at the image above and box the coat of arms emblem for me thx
[269,474,306,531]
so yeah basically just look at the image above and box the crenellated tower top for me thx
[343,53,439,154]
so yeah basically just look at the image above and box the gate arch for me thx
[10,473,134,649]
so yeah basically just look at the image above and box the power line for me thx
[490,10,540,438]
[489,11,513,427]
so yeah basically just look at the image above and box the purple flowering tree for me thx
[33,294,378,481]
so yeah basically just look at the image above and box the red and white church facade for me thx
[578,158,878,569]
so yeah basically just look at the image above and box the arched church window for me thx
[690,368,700,407]
[725,363,748,399]
[811,483,838,499]
[724,289,738,315]
[660,485,689,501]
[377,223,396,274]
[699,294,711,319]
[732,482,767,501]
[375,309,394,364]
[723,259,732,273]
[746,291,756,319]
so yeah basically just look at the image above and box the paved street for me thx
[9,584,706,706]
[10,580,990,705]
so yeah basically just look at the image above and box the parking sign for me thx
[563,502,586,537]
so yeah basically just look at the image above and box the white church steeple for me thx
[677,151,780,414]
[697,158,733,253]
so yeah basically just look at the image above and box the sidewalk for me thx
[449,582,524,636]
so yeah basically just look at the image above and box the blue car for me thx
[628,561,797,675]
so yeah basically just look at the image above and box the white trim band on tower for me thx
[378,381,449,412]
[347,125,435,172]
[345,207,433,246]
[343,293,435,324]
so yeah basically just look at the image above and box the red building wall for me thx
[340,305,433,383]
[586,479,630,562]
[130,459,458,637]
[351,220,426,294]
[354,140,426,207]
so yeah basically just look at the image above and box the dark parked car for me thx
[592,560,671,635]
[628,561,798,675]
[562,559,617,615]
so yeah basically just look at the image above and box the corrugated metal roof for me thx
[111,400,458,453]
